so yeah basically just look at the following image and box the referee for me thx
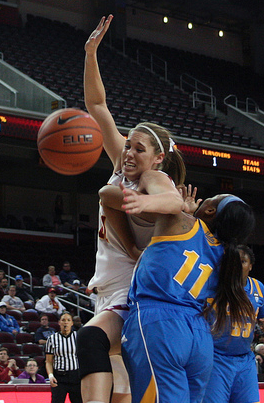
[45,311,82,403]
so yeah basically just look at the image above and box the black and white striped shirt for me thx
[45,331,79,371]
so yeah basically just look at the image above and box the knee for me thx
[76,326,112,379]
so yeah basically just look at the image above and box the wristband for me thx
[49,373,54,380]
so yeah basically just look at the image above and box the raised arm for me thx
[84,14,125,169]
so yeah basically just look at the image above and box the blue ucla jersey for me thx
[212,276,264,356]
[128,219,224,312]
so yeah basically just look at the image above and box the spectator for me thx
[17,358,46,383]
[64,280,90,307]
[253,319,264,345]
[0,301,20,335]
[35,287,66,318]
[59,262,85,289]
[42,266,62,292]
[64,280,93,323]
[14,275,35,307]
[72,316,83,332]
[0,347,21,383]
[2,285,26,317]
[85,288,96,311]
[0,277,8,298]
[255,343,264,373]
[35,313,56,345]
[0,269,6,281]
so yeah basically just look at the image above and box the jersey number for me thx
[173,250,213,299]
[231,322,252,338]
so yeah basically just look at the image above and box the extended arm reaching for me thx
[84,14,125,168]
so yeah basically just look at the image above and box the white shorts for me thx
[95,288,129,321]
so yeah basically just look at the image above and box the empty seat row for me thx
[0,342,44,357]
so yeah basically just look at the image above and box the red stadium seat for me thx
[34,355,45,369]
[0,332,15,343]
[22,311,40,321]
[27,321,41,333]
[1,343,21,356]
[22,343,44,357]
[49,322,60,332]
[6,310,22,321]
[44,313,59,322]
[16,333,34,344]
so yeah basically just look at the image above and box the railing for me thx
[0,259,95,317]
[180,73,216,114]
[57,284,95,317]
[224,94,259,113]
[0,59,67,114]
[136,48,168,81]
[0,259,33,291]
[246,97,259,113]
[0,79,18,107]
[193,91,216,115]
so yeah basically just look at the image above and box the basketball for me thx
[37,108,103,175]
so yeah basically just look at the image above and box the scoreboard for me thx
[177,144,264,175]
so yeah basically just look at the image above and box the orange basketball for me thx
[37,108,103,175]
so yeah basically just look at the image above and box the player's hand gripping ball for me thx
[37,108,103,175]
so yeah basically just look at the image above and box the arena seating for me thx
[123,37,264,112]
[0,15,263,150]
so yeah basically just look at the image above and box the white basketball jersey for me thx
[88,171,155,294]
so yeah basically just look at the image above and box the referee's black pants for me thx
[51,381,82,403]
[52,370,82,403]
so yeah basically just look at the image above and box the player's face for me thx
[121,131,163,182]
[195,194,230,220]
[239,250,252,282]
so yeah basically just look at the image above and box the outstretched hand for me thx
[178,184,202,215]
[85,15,114,55]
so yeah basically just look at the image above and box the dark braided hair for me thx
[204,201,256,334]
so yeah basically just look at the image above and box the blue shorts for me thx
[203,351,260,403]
[121,302,213,403]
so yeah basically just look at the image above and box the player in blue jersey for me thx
[203,244,264,403]
[120,179,256,403]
